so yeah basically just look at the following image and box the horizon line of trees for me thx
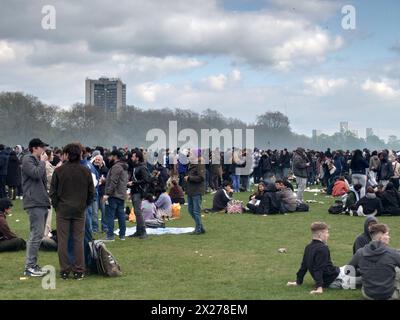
[1,91,399,151]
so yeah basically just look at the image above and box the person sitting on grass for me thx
[168,179,185,205]
[355,186,384,217]
[353,216,378,254]
[275,180,297,213]
[0,198,26,252]
[348,223,400,300]
[247,183,281,215]
[332,176,350,198]
[155,186,172,220]
[142,193,165,229]
[287,222,358,294]
[210,181,233,212]
[245,182,265,213]
[376,182,400,216]
[344,183,362,213]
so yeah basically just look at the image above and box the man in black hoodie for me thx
[349,223,400,300]
[353,216,378,254]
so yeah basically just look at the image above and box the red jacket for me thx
[332,181,349,197]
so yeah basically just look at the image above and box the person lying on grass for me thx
[287,221,359,294]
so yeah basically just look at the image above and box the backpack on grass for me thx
[89,240,122,277]
[328,200,344,214]
[295,202,309,212]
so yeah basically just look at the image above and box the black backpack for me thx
[296,202,309,212]
[328,200,344,214]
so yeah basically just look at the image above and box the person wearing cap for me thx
[103,149,129,241]
[0,198,26,252]
[21,138,51,277]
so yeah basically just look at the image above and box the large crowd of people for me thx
[0,139,400,299]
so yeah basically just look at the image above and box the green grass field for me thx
[1,189,399,300]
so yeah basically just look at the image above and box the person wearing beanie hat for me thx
[0,198,26,252]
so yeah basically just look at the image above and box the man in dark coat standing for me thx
[50,143,94,280]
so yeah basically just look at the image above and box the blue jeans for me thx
[97,196,108,233]
[187,195,204,232]
[231,174,240,192]
[105,197,126,239]
[89,196,99,232]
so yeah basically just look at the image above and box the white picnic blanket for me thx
[115,226,195,236]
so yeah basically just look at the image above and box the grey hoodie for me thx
[349,240,400,300]
[21,154,50,209]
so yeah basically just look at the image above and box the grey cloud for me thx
[0,0,343,68]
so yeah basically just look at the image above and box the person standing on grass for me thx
[292,147,310,203]
[348,223,400,300]
[22,138,50,277]
[185,149,206,235]
[287,222,359,294]
[128,149,150,239]
[50,143,94,280]
[104,149,129,241]
[0,198,26,252]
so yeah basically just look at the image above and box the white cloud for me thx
[203,74,228,91]
[0,41,15,62]
[133,83,172,103]
[230,69,241,82]
[304,77,348,95]
[361,78,400,99]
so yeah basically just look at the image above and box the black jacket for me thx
[378,189,400,216]
[212,188,231,211]
[352,216,378,254]
[356,195,383,215]
[130,162,151,196]
[349,241,400,300]
[256,184,281,214]
[296,239,340,288]
[350,158,369,175]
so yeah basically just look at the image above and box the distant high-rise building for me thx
[340,121,349,134]
[85,77,126,117]
[366,128,374,138]
[312,129,322,139]
[351,129,359,138]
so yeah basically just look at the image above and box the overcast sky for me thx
[0,0,399,139]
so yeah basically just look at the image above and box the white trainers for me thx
[24,265,49,277]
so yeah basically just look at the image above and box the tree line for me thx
[1,91,399,151]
